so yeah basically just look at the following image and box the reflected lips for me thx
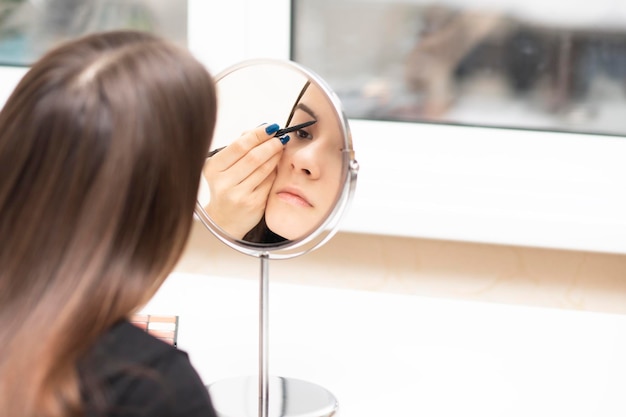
[277,189,312,207]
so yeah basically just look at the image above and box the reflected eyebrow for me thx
[295,103,318,121]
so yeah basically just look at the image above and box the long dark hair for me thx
[0,30,217,417]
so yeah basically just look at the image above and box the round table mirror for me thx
[195,59,358,259]
[194,59,358,417]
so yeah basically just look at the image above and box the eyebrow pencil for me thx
[207,120,317,158]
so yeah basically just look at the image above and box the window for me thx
[0,0,187,66]
[292,0,626,136]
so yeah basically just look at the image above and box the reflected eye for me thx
[295,129,313,140]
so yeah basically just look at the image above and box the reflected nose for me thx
[290,144,321,179]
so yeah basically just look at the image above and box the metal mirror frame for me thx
[194,58,359,260]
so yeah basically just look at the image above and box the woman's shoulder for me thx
[82,320,217,417]
[88,320,198,383]
[98,320,180,364]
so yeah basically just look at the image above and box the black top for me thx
[80,320,217,417]
[241,216,289,246]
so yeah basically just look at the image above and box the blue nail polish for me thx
[265,123,280,135]
[279,135,290,145]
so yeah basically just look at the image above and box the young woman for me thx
[0,30,218,417]
[204,81,345,245]
[261,81,344,242]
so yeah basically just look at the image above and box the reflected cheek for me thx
[264,198,316,240]
[315,182,340,212]
[316,166,343,206]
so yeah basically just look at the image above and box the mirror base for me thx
[207,375,338,417]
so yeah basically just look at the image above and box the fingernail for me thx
[265,123,280,135]
[279,135,290,145]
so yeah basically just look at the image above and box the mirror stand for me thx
[207,254,338,417]
[198,58,358,417]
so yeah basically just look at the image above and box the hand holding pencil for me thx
[201,123,290,239]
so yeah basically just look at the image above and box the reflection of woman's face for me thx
[264,83,343,240]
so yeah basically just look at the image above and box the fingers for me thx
[200,122,290,238]
[228,134,286,186]
[205,166,277,239]
[239,151,281,191]
[211,123,282,171]
[253,168,276,202]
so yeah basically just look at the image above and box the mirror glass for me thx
[195,59,357,258]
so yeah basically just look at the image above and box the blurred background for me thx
[0,0,187,66]
[293,0,626,136]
